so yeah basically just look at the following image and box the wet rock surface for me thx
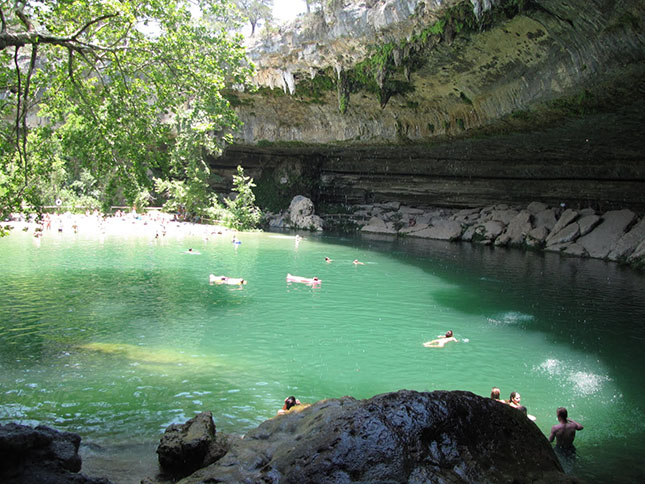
[0,423,112,484]
[174,390,579,484]
[156,411,229,479]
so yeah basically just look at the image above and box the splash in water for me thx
[487,311,534,326]
[535,358,611,396]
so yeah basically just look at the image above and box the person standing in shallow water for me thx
[549,407,584,449]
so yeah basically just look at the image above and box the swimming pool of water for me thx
[1,228,644,482]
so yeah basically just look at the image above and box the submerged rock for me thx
[176,390,578,484]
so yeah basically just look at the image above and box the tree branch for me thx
[1,7,7,35]
[14,0,34,32]
[21,42,38,181]
[0,30,132,51]
[13,46,23,166]
[71,13,118,41]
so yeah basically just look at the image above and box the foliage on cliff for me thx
[0,0,253,220]
[286,0,536,113]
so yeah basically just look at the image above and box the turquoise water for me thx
[1,228,644,482]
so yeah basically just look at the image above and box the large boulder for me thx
[607,217,645,261]
[576,209,637,259]
[533,208,558,232]
[495,210,533,246]
[577,214,601,236]
[0,423,111,484]
[361,216,398,234]
[407,220,463,240]
[473,220,506,243]
[547,209,579,242]
[546,222,580,247]
[177,390,578,484]
[628,239,645,269]
[288,195,324,231]
[157,411,229,478]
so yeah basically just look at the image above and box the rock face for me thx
[325,201,645,268]
[287,195,324,231]
[0,423,111,484]
[266,195,325,230]
[241,0,643,144]
[156,411,229,478]
[210,0,645,214]
[176,390,577,484]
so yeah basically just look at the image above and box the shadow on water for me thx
[320,232,645,484]
[334,232,645,373]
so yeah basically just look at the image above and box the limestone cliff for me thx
[212,0,645,212]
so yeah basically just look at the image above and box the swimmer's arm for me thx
[548,427,556,442]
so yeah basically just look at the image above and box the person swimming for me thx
[277,396,301,415]
[423,330,458,348]
[286,273,321,285]
[209,274,247,285]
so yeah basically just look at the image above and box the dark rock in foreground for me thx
[0,423,111,484]
[177,390,580,484]
[156,410,229,479]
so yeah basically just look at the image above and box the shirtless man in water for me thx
[549,407,584,449]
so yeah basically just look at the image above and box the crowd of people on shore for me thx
[4,208,229,241]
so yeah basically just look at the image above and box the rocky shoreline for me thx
[267,197,645,270]
[1,390,582,484]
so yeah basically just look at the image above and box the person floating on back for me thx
[549,407,583,451]
[209,274,247,285]
[286,273,321,285]
[423,330,458,348]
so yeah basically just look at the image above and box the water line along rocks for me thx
[331,201,645,269]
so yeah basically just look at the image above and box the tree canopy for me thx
[234,0,272,36]
[0,0,253,219]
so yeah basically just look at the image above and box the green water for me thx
[1,229,644,483]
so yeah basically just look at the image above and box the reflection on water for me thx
[536,358,612,397]
[487,311,534,326]
[1,230,644,483]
